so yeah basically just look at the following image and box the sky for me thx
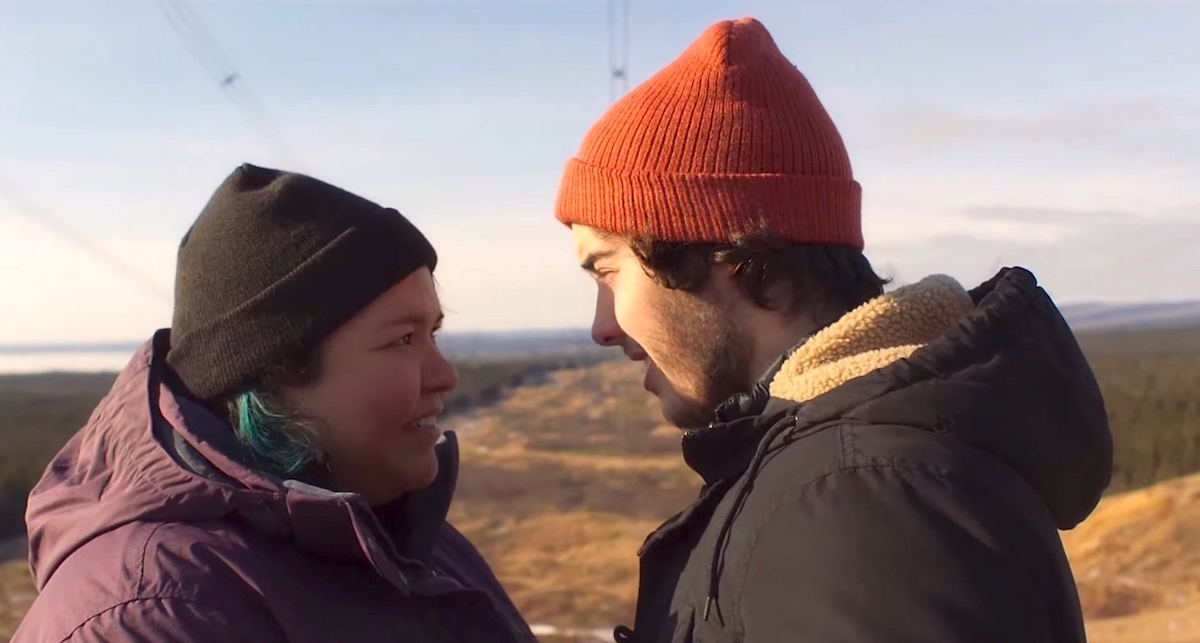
[2,0,1199,353]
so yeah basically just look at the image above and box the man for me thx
[554,16,1112,643]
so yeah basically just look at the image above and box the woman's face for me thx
[279,268,458,506]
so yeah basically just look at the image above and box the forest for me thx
[2,325,1199,541]
[0,354,605,541]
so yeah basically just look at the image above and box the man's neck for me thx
[748,315,825,384]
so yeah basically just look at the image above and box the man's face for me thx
[572,225,755,429]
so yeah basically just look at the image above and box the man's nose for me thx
[591,288,623,347]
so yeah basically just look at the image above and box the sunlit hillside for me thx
[1067,472,1200,643]
[439,343,1200,642]
[0,544,33,643]
[445,360,698,637]
[6,326,1200,641]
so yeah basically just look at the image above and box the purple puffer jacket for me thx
[12,330,538,643]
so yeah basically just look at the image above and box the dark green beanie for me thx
[167,163,437,401]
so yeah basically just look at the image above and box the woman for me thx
[13,164,538,643]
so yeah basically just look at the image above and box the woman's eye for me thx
[395,333,414,347]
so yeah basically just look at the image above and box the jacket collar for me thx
[680,275,975,486]
[681,348,799,486]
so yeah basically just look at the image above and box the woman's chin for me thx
[406,455,441,491]
[389,449,441,496]
[343,450,441,506]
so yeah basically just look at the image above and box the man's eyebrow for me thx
[581,249,616,274]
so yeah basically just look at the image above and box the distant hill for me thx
[4,326,1200,642]
[6,301,1200,367]
[0,351,613,545]
[1060,301,1200,332]
[435,329,612,361]
[0,329,614,366]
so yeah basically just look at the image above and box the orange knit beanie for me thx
[555,17,863,249]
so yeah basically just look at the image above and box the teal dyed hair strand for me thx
[233,390,319,477]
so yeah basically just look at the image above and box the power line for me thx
[608,0,629,102]
[154,0,306,170]
[0,175,173,303]
[0,1,303,312]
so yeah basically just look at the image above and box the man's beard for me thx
[653,296,756,430]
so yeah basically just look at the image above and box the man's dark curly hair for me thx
[618,228,889,322]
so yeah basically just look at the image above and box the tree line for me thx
[3,327,1200,540]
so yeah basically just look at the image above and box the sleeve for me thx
[736,466,1056,643]
[60,597,288,643]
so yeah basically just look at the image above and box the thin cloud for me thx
[957,204,1134,226]
[870,204,1200,303]
[866,96,1200,166]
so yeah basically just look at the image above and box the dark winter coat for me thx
[12,330,537,643]
[618,268,1112,643]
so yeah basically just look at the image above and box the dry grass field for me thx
[7,331,1200,641]
[0,545,33,642]
[443,358,1200,642]
[445,361,699,636]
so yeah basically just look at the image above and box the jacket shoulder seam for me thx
[135,521,173,596]
[730,462,950,635]
[61,595,225,643]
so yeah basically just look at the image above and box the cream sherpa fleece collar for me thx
[767,274,975,404]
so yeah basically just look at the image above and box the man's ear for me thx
[712,263,801,317]
[706,263,758,307]
[758,278,796,313]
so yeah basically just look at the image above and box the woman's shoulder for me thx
[17,520,289,642]
[67,519,264,587]
[433,523,512,596]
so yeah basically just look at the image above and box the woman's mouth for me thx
[406,414,441,438]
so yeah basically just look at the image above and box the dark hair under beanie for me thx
[167,163,437,402]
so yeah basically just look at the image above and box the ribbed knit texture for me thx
[555,17,863,248]
[168,164,436,401]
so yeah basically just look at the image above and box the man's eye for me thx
[394,333,414,347]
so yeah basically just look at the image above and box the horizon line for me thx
[0,327,597,354]
[7,299,1200,354]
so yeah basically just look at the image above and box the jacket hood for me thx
[697,267,1112,530]
[25,329,459,591]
